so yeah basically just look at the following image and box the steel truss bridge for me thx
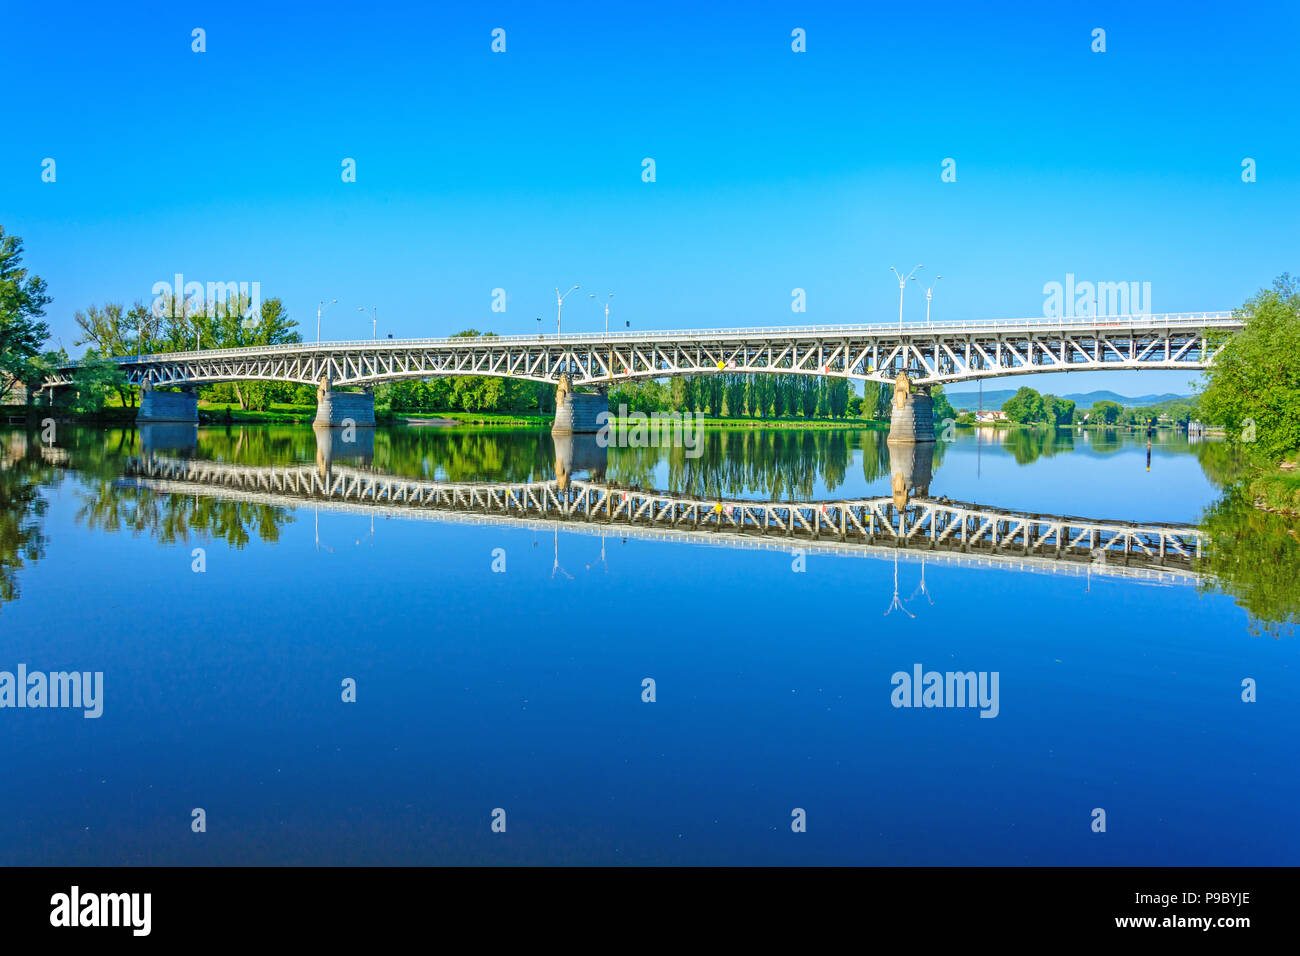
[50,312,1242,389]
[119,457,1204,584]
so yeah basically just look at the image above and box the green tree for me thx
[0,228,52,404]
[1001,386,1045,423]
[1089,400,1122,424]
[1044,395,1076,425]
[931,385,956,425]
[1199,274,1300,462]
[68,354,127,415]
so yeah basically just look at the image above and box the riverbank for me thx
[1246,465,1300,516]
[9,402,892,430]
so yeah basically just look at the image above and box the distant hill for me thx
[943,388,1193,411]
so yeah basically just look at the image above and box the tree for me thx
[0,228,52,404]
[1089,400,1122,425]
[1002,386,1045,423]
[1199,274,1300,462]
[67,355,127,415]
[861,380,890,421]
[73,303,139,406]
[1044,395,1076,425]
[930,385,956,425]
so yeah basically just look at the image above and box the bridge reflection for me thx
[118,427,1202,585]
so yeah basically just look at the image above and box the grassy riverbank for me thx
[1244,466,1300,515]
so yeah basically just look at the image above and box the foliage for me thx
[67,354,128,415]
[1198,490,1300,637]
[930,385,955,424]
[1199,274,1300,462]
[1001,386,1046,423]
[0,228,52,403]
[1089,400,1123,424]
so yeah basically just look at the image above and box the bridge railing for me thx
[75,311,1243,368]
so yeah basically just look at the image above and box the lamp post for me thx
[890,265,923,330]
[589,292,614,335]
[555,285,579,335]
[317,298,337,344]
[924,275,942,325]
[357,305,377,340]
[590,292,614,384]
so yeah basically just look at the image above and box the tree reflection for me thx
[0,431,56,608]
[1197,489,1300,637]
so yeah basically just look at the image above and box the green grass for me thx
[617,415,886,429]
[198,402,316,423]
[398,410,551,426]
[1247,467,1300,515]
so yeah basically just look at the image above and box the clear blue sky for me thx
[3,0,1297,396]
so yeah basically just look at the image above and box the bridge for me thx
[44,311,1242,440]
[118,453,1204,585]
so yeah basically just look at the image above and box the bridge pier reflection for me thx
[313,424,375,478]
[138,423,198,456]
[889,440,935,510]
[553,433,608,489]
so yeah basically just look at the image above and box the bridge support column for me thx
[551,375,608,435]
[313,379,375,427]
[137,382,198,424]
[887,374,935,444]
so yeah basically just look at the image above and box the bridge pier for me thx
[137,382,198,424]
[313,379,375,428]
[552,376,608,435]
[887,374,935,444]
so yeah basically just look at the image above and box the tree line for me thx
[986,385,1199,427]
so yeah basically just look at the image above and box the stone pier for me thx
[551,375,608,435]
[886,373,935,444]
[313,379,376,427]
[137,383,198,424]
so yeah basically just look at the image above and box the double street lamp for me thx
[357,305,378,340]
[317,298,337,344]
[555,285,579,335]
[924,275,942,325]
[589,292,614,336]
[890,265,923,330]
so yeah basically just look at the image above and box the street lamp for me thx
[890,265,923,330]
[555,285,579,335]
[924,275,942,325]
[589,292,614,336]
[357,305,377,340]
[317,298,337,344]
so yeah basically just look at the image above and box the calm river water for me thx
[1,424,1295,864]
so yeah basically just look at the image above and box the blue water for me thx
[0,425,1294,865]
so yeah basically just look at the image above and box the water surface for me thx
[1,424,1295,865]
